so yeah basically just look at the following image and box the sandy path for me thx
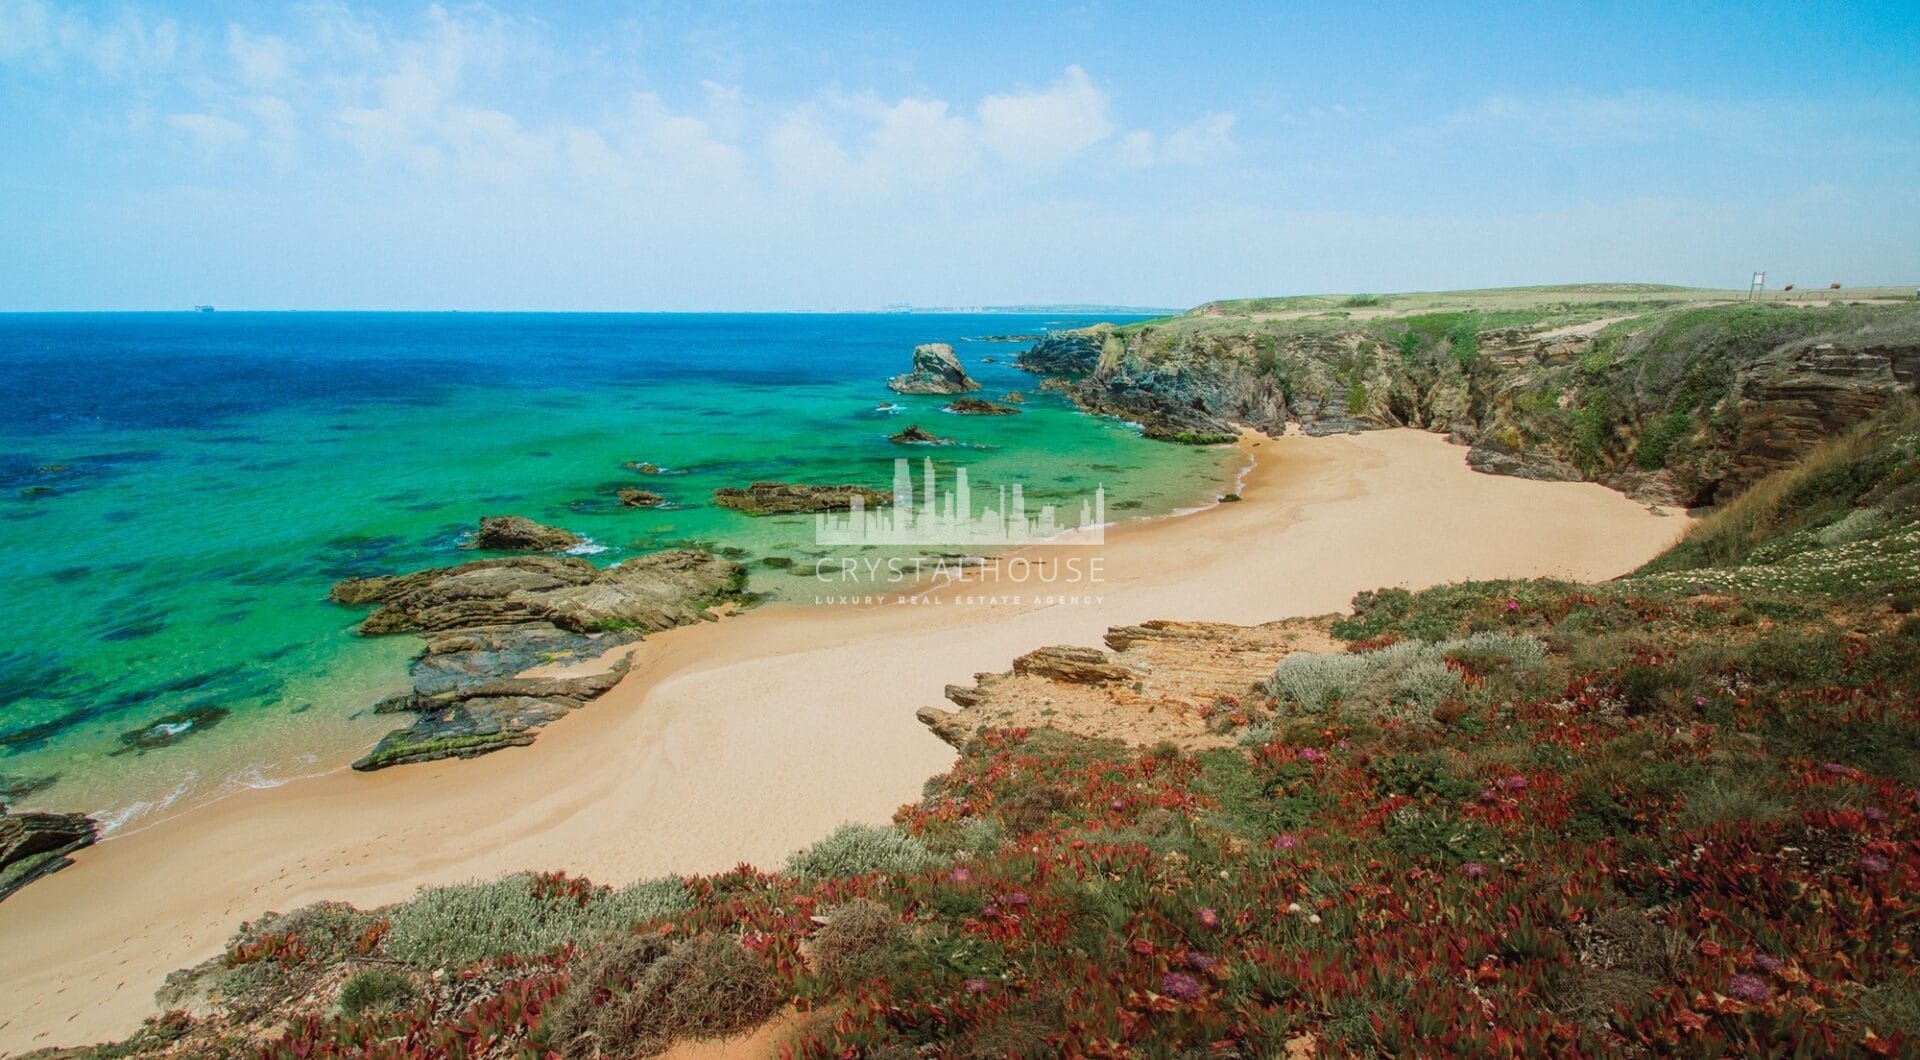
[0,429,1682,1053]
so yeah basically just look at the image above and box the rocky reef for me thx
[713,482,892,515]
[1021,299,1920,505]
[464,515,583,553]
[617,488,665,508]
[888,342,980,395]
[0,807,96,902]
[331,550,747,770]
[942,397,1020,416]
[888,424,947,445]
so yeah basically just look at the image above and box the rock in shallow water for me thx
[943,397,1021,416]
[464,515,583,553]
[713,482,892,515]
[888,343,980,395]
[889,424,947,445]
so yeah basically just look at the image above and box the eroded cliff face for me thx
[1023,302,1920,505]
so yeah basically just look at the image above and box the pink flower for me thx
[949,866,972,883]
[1506,600,1520,612]
[1196,906,1221,929]
[1184,951,1218,971]
[1823,762,1857,776]
[1727,974,1771,1002]
[1751,954,1785,974]
[1001,891,1030,907]
[1270,833,1301,850]
[1298,747,1326,763]
[1865,806,1889,822]
[964,977,991,995]
[1462,861,1490,879]
[1693,696,1709,707]
[1861,854,1892,875]
[1109,798,1127,812]
[1501,774,1528,790]
[1159,972,1205,1000]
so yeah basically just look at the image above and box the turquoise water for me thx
[0,313,1237,830]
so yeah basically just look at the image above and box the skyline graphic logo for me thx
[815,457,1106,546]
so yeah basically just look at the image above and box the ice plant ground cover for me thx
[56,407,1920,1059]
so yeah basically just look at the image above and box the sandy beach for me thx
[0,428,1684,1054]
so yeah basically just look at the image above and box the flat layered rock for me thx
[0,808,97,903]
[713,482,892,515]
[332,550,747,770]
[919,618,1340,751]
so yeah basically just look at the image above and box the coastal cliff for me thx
[1023,290,1920,505]
[80,403,1920,1058]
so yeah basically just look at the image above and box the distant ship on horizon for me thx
[192,305,216,313]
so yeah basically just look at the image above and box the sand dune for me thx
[0,429,1682,1054]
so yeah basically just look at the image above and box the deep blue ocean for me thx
[0,312,1235,831]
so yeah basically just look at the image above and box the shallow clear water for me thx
[0,312,1236,830]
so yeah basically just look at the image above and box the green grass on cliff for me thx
[1632,401,1920,597]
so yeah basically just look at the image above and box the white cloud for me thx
[868,97,976,186]
[1115,130,1155,169]
[1163,112,1238,165]
[978,65,1112,168]
[0,1,178,79]
[168,111,248,151]
[227,24,293,87]
[1115,112,1238,168]
[0,0,52,59]
[768,104,857,188]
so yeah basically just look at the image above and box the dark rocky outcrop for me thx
[618,488,665,508]
[332,550,747,770]
[465,515,583,553]
[113,705,230,754]
[0,772,57,803]
[889,424,947,445]
[713,483,892,515]
[0,807,97,902]
[1464,438,1583,482]
[943,398,1020,416]
[1017,328,1110,375]
[888,343,980,395]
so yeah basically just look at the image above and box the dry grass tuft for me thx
[546,933,783,1059]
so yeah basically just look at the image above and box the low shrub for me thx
[336,968,415,1017]
[543,933,782,1059]
[383,873,690,967]
[784,823,939,879]
[804,899,907,986]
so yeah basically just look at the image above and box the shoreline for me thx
[0,428,1684,1053]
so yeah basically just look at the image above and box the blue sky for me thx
[1,1,1915,309]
